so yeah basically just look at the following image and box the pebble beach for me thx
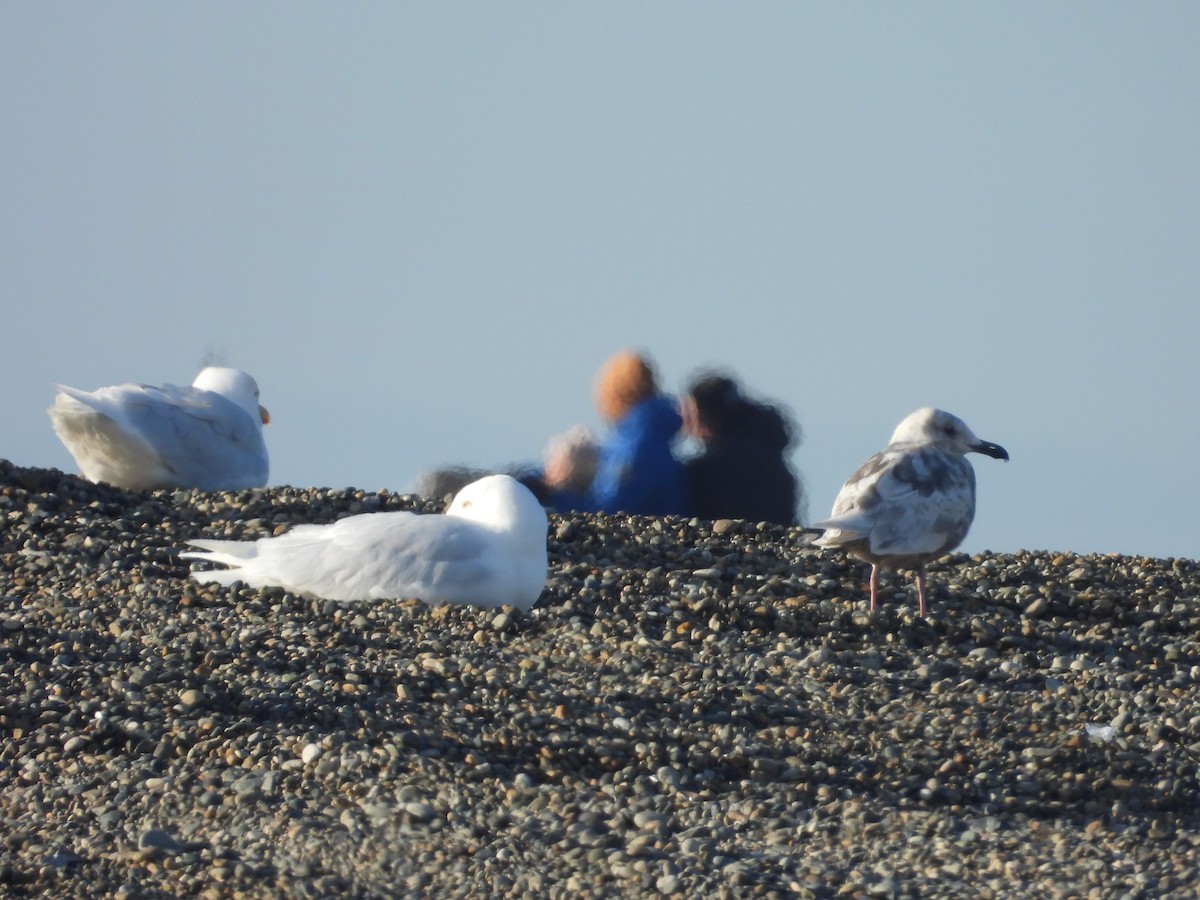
[2,459,1199,898]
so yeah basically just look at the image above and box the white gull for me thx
[48,367,270,491]
[183,474,549,610]
[813,408,1008,617]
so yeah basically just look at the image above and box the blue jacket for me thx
[552,394,687,516]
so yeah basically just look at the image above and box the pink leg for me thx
[869,565,880,614]
[915,570,927,618]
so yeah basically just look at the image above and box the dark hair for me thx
[687,371,798,449]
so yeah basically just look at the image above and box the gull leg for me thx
[869,565,880,615]
[915,570,927,618]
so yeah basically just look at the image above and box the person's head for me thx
[682,372,743,441]
[593,350,658,423]
[683,370,797,448]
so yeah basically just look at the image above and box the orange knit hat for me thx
[593,350,658,423]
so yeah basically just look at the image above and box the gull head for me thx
[888,408,1009,461]
[192,367,270,426]
[447,474,549,543]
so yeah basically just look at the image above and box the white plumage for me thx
[48,367,269,491]
[814,408,1008,617]
[183,474,549,610]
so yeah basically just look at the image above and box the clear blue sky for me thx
[3,5,1197,559]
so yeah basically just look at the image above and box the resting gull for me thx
[183,474,549,610]
[48,367,270,491]
[813,408,1008,617]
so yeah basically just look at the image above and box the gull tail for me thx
[810,514,869,548]
[181,538,259,585]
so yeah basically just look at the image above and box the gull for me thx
[49,367,270,491]
[183,474,549,610]
[814,408,1008,617]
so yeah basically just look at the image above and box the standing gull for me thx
[49,367,270,491]
[813,408,1008,617]
[183,474,549,610]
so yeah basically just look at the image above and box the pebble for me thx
[1,459,1199,897]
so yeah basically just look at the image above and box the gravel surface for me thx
[2,459,1199,898]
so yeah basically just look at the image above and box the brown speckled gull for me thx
[814,407,1008,617]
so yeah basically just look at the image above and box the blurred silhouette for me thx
[542,350,687,516]
[414,465,551,506]
[540,425,600,496]
[680,370,802,526]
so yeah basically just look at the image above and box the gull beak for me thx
[259,405,271,425]
[972,440,1008,461]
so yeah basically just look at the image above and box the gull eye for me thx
[942,424,956,437]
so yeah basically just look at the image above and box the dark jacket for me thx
[684,408,797,526]
[551,394,687,516]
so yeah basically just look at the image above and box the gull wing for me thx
[186,512,497,603]
[817,446,976,557]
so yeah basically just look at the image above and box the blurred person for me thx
[542,350,687,516]
[681,371,802,526]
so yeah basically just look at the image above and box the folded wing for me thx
[184,512,499,604]
[815,447,976,558]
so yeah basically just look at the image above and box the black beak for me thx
[972,440,1009,461]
